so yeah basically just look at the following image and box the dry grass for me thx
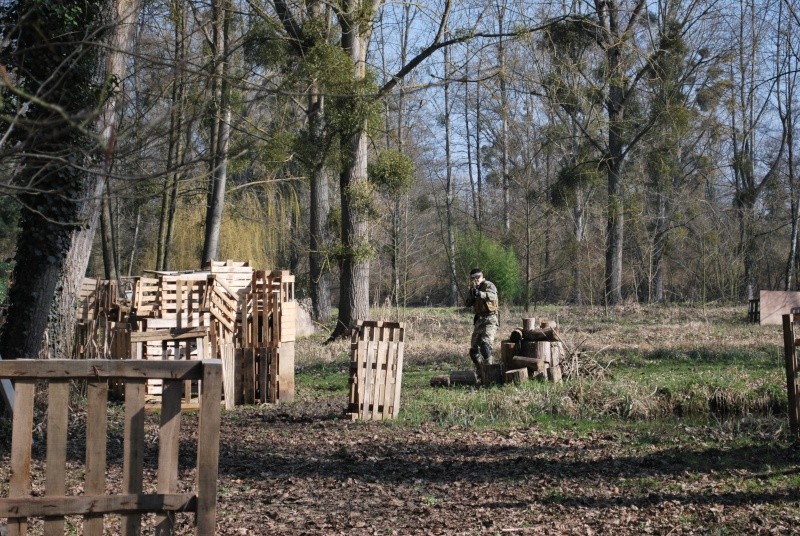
[296,304,789,426]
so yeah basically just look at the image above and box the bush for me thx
[456,231,522,304]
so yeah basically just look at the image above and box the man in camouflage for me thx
[465,268,499,376]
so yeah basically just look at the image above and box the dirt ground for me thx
[2,305,799,535]
[207,398,800,535]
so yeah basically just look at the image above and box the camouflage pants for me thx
[470,314,499,356]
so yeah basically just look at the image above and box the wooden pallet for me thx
[347,320,405,420]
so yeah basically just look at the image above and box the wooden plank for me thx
[154,379,183,535]
[44,381,69,536]
[362,333,377,419]
[7,380,35,536]
[784,314,800,439]
[382,333,398,419]
[129,327,208,343]
[372,333,388,419]
[221,343,236,410]
[0,493,196,517]
[277,342,295,402]
[761,291,800,325]
[0,359,205,380]
[258,348,269,403]
[122,380,146,536]
[196,361,222,536]
[85,381,109,536]
[392,325,405,418]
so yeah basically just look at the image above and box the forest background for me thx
[0,0,798,358]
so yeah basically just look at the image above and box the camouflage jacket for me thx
[466,280,498,316]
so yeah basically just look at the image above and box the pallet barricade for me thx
[782,314,800,440]
[77,261,296,407]
[0,359,222,536]
[347,320,405,420]
[75,278,121,359]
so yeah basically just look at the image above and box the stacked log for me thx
[501,317,564,384]
[432,317,566,388]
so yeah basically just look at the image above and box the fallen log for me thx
[521,327,560,342]
[430,375,451,387]
[510,355,546,372]
[450,370,478,386]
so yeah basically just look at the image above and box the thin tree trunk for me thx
[100,184,119,281]
[444,42,458,307]
[202,0,231,266]
[308,89,332,322]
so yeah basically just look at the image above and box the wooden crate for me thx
[347,320,405,420]
[0,359,222,536]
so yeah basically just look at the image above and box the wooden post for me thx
[522,317,537,331]
[783,314,800,439]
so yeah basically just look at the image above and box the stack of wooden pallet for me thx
[74,278,120,359]
[74,261,297,407]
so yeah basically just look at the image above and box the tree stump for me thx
[481,364,504,386]
[505,368,529,385]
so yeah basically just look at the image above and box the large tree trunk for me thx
[47,0,143,360]
[329,2,375,339]
[308,89,332,323]
[0,0,141,361]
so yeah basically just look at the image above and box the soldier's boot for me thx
[480,342,493,366]
[469,349,483,380]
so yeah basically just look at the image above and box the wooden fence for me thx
[347,321,405,420]
[783,314,800,440]
[0,359,222,536]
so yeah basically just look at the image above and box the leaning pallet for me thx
[347,320,405,420]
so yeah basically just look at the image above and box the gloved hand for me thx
[470,287,480,298]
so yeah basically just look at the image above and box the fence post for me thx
[783,314,800,440]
